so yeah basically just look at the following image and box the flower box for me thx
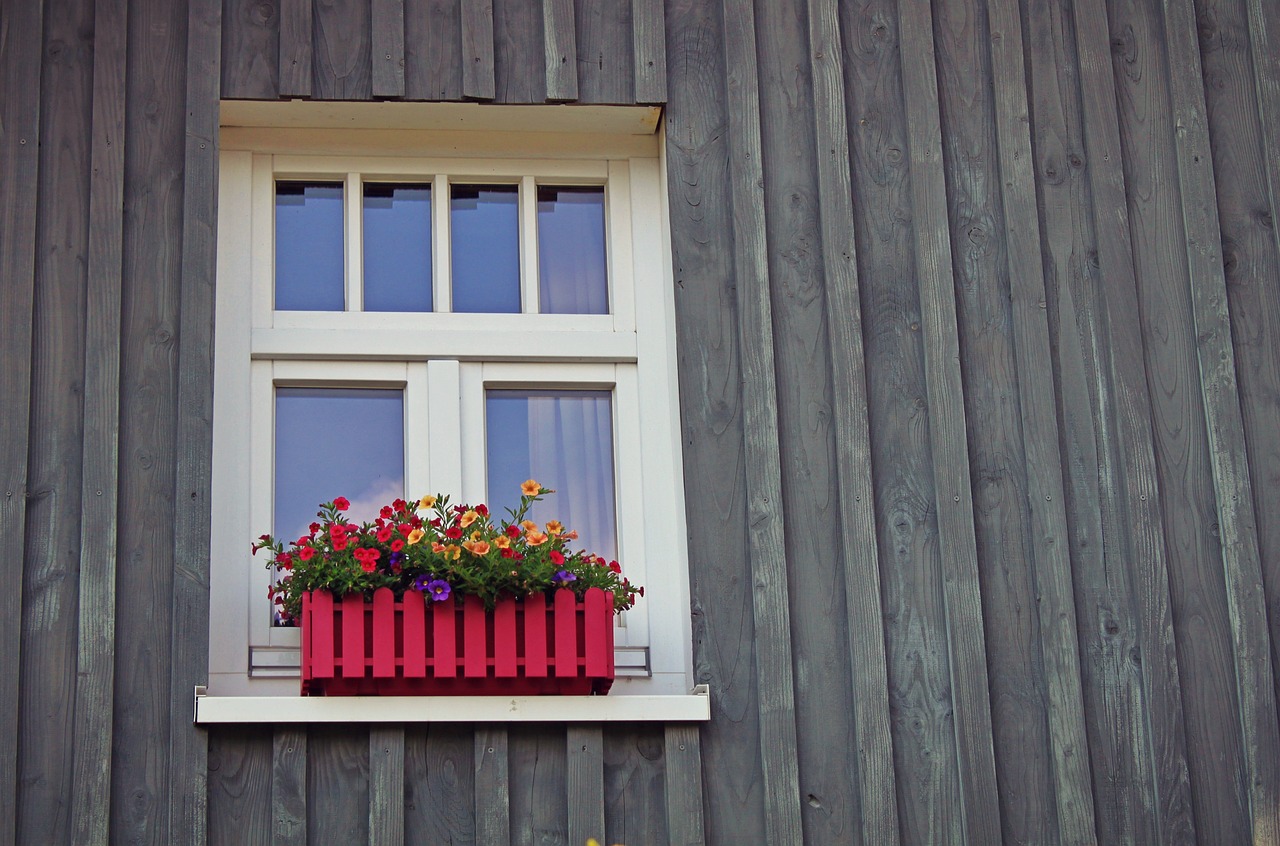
[300,586,615,696]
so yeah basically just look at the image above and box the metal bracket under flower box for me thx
[193,684,711,723]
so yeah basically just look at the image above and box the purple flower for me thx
[389,551,405,567]
[552,570,577,585]
[425,579,451,602]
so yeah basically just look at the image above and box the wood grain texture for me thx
[493,0,545,103]
[803,0,900,841]
[663,725,705,846]
[1160,0,1280,838]
[307,728,369,843]
[718,0,804,842]
[404,0,464,100]
[663,0,768,839]
[272,729,307,846]
[474,728,510,844]
[372,0,407,98]
[314,0,373,98]
[509,726,568,845]
[221,0,279,99]
[208,728,273,846]
[1068,0,1195,839]
[543,0,578,101]
[575,0,634,104]
[0,0,44,841]
[69,0,128,841]
[566,726,606,845]
[602,726,669,845]
[895,0,1002,842]
[278,0,312,97]
[461,0,496,99]
[368,727,406,845]
[631,0,666,103]
[169,1,221,843]
[405,725,476,843]
[17,1,94,841]
[752,1,863,841]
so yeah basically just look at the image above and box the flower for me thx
[475,504,489,516]
[545,520,564,536]
[298,546,315,562]
[549,550,565,565]
[459,509,479,528]
[418,494,436,509]
[333,496,350,511]
[407,528,425,545]
[521,520,538,531]
[390,538,404,552]
[462,539,491,556]
[521,479,541,496]
[377,526,393,543]
[445,526,463,540]
[525,531,548,546]
[425,579,451,602]
[443,544,461,561]
[380,505,394,519]
[493,535,511,550]
[505,524,521,538]
[552,570,577,585]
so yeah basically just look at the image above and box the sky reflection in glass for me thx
[363,183,432,312]
[451,185,520,313]
[537,186,608,314]
[275,182,345,311]
[274,387,405,546]
[486,390,617,560]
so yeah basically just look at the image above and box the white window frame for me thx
[208,119,692,697]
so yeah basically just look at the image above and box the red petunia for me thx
[377,526,393,543]
[505,524,521,538]
[298,546,315,561]
[390,539,404,552]
[333,496,350,511]
[609,560,621,574]
[392,498,408,513]
[333,538,348,551]
[549,550,564,565]
[380,505,394,519]
[398,523,413,537]
[445,527,463,540]
[476,504,489,517]
[500,548,514,559]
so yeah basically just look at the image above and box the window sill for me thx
[193,684,710,724]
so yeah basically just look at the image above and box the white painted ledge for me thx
[194,684,710,724]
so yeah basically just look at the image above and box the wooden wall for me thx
[4,0,1280,843]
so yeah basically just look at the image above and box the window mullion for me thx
[406,363,432,496]
[519,175,539,314]
[434,174,451,313]
[426,360,463,495]
[345,172,363,312]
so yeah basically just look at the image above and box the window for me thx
[208,105,691,696]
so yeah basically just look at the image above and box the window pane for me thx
[538,186,608,314]
[276,182,345,311]
[486,390,617,561]
[274,387,405,544]
[364,183,432,312]
[451,185,520,313]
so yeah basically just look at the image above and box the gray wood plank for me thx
[0,0,44,841]
[68,0,128,841]
[405,725,476,844]
[566,727,605,846]
[307,728,370,843]
[574,0,634,104]
[272,729,307,846]
[1068,0,1195,839]
[313,0,373,99]
[404,0,464,101]
[662,0,769,838]
[542,0,578,101]
[461,0,496,100]
[631,0,666,104]
[17,1,94,841]
[278,0,313,98]
[602,726,668,846]
[168,0,221,843]
[751,0,863,840]
[718,0,803,841]
[663,725,705,846]
[508,726,568,846]
[493,0,545,103]
[1160,0,1280,838]
[474,728,510,845]
[372,0,406,98]
[208,728,273,846]
[895,0,1001,841]
[801,1,901,842]
[369,727,406,845]
[221,0,279,99]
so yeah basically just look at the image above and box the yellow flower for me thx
[470,530,482,542]
[407,528,425,545]
[526,531,549,546]
[431,541,446,554]
[545,520,564,536]
[463,540,491,556]
[521,520,538,532]
[459,509,479,528]
[444,544,461,561]
[493,535,511,550]
[521,479,541,496]
[418,494,436,509]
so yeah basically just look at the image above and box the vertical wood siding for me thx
[4,0,1280,843]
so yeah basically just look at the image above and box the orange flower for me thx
[545,520,564,536]
[431,542,447,554]
[418,494,437,509]
[459,509,479,528]
[407,528,425,545]
[526,531,549,546]
[463,540,491,556]
[564,530,578,540]
[521,479,541,496]
[521,520,538,532]
[443,544,461,560]
[493,535,511,550]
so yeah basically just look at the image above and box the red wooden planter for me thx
[299,587,615,696]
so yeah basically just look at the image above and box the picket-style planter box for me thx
[299,586,615,696]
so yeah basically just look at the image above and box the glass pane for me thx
[276,182,345,311]
[537,186,608,314]
[451,185,520,313]
[274,387,405,544]
[363,183,432,312]
[486,390,617,560]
